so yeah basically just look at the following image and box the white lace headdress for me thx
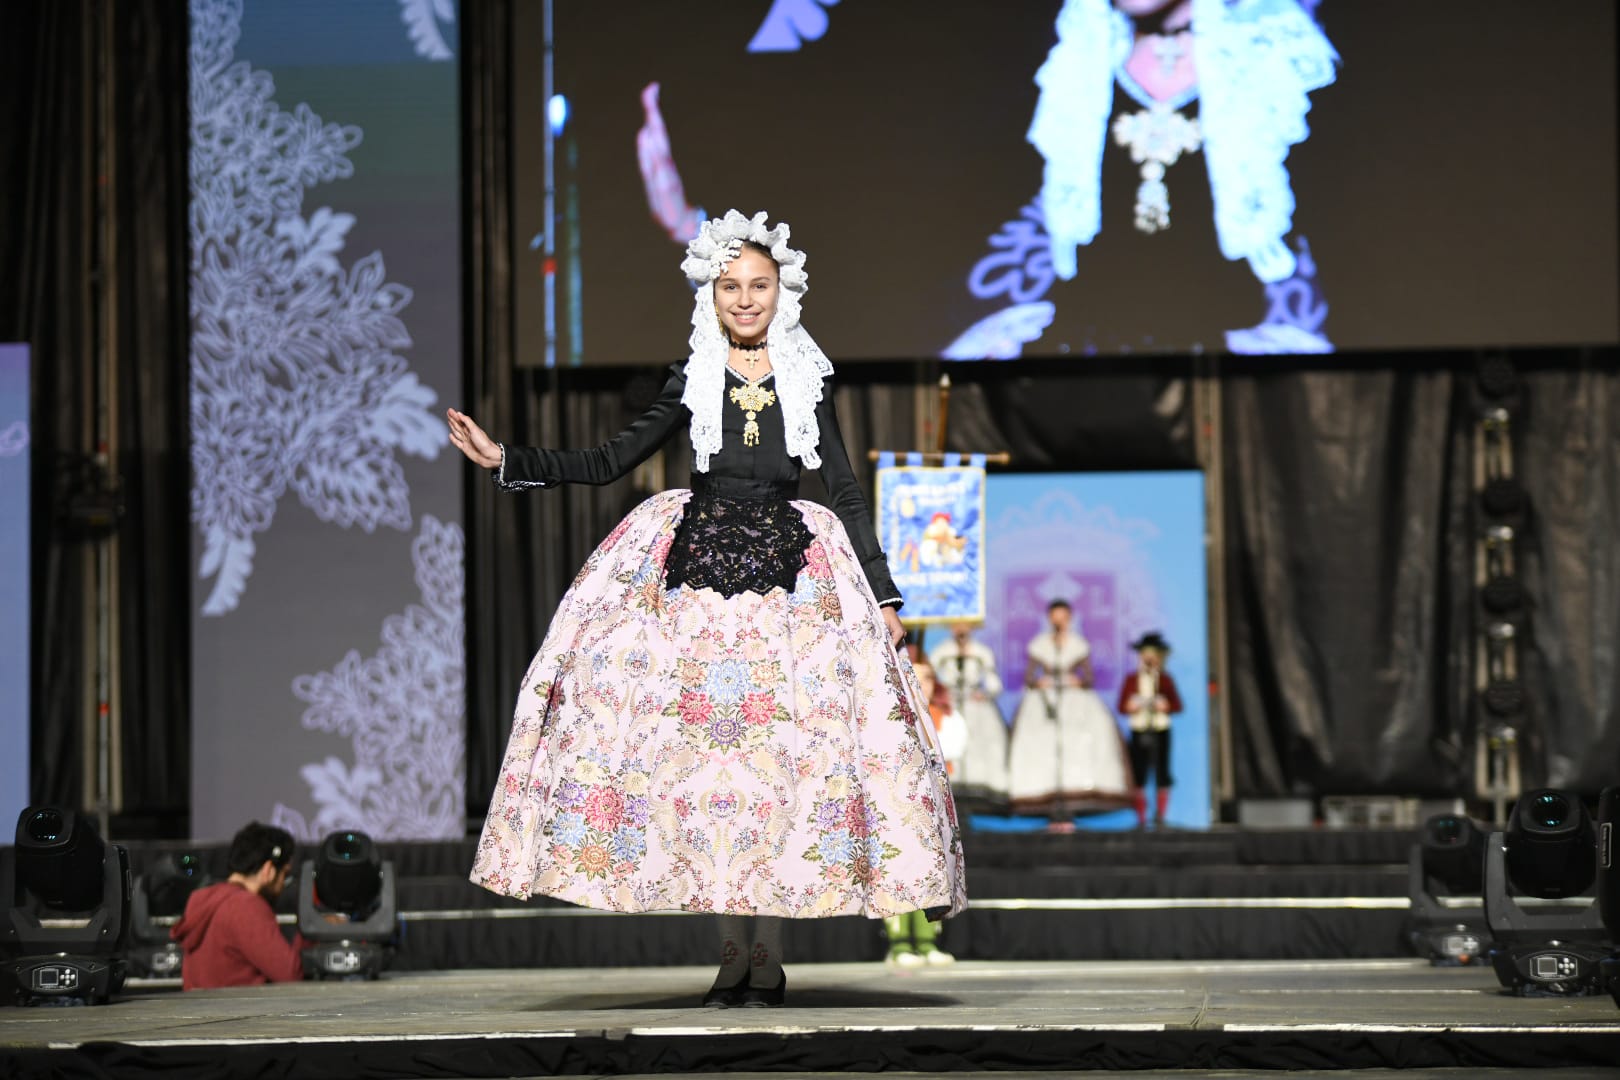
[680,210,833,472]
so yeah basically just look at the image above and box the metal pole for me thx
[93,0,120,837]
[1195,354,1234,818]
[542,0,556,368]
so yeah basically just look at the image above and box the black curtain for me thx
[1221,366,1475,796]
[1221,357,1620,798]
[1512,359,1620,793]
[1,0,190,823]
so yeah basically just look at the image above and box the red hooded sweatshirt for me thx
[170,881,307,990]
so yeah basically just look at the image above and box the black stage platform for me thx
[4,960,1619,1078]
[114,828,1423,968]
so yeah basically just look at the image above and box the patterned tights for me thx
[713,915,783,989]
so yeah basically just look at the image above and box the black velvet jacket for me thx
[494,364,902,607]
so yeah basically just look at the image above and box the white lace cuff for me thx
[492,443,551,492]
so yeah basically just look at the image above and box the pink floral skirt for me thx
[471,491,967,919]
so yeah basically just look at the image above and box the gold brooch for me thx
[728,380,776,447]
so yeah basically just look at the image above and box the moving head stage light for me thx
[128,852,206,979]
[1406,813,1493,965]
[297,830,399,980]
[1,807,131,1005]
[1598,786,1620,1008]
[1485,789,1611,996]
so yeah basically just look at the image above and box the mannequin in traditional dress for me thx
[1118,631,1183,827]
[1006,600,1134,824]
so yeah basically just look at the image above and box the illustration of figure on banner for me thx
[929,621,1011,812]
[941,0,1339,359]
[918,512,968,569]
[1007,598,1134,824]
[1119,630,1183,828]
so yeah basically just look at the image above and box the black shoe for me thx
[741,969,786,1008]
[702,976,748,1009]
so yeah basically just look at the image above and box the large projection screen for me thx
[516,0,1619,365]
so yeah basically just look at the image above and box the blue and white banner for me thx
[874,465,986,625]
[0,344,29,822]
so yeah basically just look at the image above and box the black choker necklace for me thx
[726,333,768,353]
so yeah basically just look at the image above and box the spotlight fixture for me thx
[1406,814,1492,965]
[1485,790,1610,996]
[0,807,131,1005]
[297,831,399,980]
[128,852,206,979]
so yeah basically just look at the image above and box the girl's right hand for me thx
[446,408,503,469]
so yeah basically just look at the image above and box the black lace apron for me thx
[663,475,813,599]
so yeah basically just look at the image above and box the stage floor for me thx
[4,959,1619,1077]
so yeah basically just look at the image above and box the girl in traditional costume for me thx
[448,211,966,1007]
[928,621,1011,811]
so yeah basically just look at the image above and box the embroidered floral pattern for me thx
[472,491,965,918]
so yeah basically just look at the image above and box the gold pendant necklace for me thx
[728,378,776,447]
[1111,101,1202,234]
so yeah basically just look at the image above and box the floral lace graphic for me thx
[0,422,26,458]
[271,515,465,842]
[399,0,456,61]
[189,0,446,616]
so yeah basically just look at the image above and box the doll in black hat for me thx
[1117,631,1183,828]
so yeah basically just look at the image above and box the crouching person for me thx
[171,822,306,989]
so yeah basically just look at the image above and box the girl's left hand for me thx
[882,606,905,647]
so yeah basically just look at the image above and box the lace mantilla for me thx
[664,491,813,599]
[680,210,832,473]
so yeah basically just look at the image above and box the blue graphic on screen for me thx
[926,470,1210,828]
[0,344,30,820]
[746,0,840,53]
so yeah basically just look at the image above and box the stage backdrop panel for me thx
[941,471,1211,828]
[188,0,463,842]
[0,344,28,821]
